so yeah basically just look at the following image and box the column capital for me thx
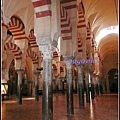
[40,44,55,59]
[90,72,94,77]
[83,65,90,72]
[77,63,84,68]
[84,63,90,70]
[16,69,24,73]
[77,65,83,73]
[84,69,90,75]
[36,36,52,45]
[63,56,74,69]
[89,63,95,71]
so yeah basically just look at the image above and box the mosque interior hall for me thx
[1,0,119,120]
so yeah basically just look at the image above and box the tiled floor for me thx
[1,93,118,120]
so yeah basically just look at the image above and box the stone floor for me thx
[1,93,118,120]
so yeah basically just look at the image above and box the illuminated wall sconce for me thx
[1,83,9,100]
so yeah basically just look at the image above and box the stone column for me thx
[16,69,24,105]
[39,44,54,120]
[52,79,55,91]
[85,70,90,102]
[99,78,103,94]
[75,78,77,93]
[34,71,40,101]
[73,77,77,93]
[93,75,97,97]
[77,65,84,108]
[55,78,59,97]
[65,57,74,115]
[95,75,99,96]
[62,79,65,95]
[90,74,95,99]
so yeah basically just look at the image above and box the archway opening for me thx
[108,68,118,93]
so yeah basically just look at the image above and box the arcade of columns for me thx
[2,0,114,120]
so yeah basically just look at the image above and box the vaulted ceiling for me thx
[2,0,118,64]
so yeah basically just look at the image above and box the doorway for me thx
[108,69,118,93]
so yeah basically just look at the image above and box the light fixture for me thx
[1,83,9,100]
[1,83,8,94]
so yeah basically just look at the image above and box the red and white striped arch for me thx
[86,50,89,59]
[91,38,94,48]
[26,49,39,64]
[60,0,76,40]
[28,29,38,48]
[86,23,92,59]
[8,16,26,40]
[77,2,86,53]
[91,39,94,57]
[61,8,72,40]
[52,64,57,71]
[60,66,64,73]
[77,32,83,52]
[4,42,22,60]
[77,4,86,28]
[32,0,51,18]
[53,51,59,59]
[60,54,64,61]
[86,27,91,40]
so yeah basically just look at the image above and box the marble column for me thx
[95,75,99,96]
[99,78,103,94]
[75,78,77,93]
[55,79,59,97]
[77,66,84,108]
[62,79,65,95]
[40,44,54,120]
[93,75,97,97]
[85,70,90,102]
[65,58,74,115]
[16,69,24,105]
[34,71,40,101]
[53,79,56,91]
[90,74,95,99]
[73,78,77,93]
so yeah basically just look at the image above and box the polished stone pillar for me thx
[85,71,90,102]
[77,66,84,108]
[95,75,100,96]
[42,59,53,120]
[75,78,77,93]
[66,60,74,115]
[62,79,65,95]
[90,75,95,99]
[93,76,97,97]
[40,44,54,120]
[99,82,103,94]
[97,77,101,95]
[16,69,24,105]
[34,71,40,101]
[52,79,55,91]
[55,79,59,96]
[73,78,77,93]
[95,84,98,96]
